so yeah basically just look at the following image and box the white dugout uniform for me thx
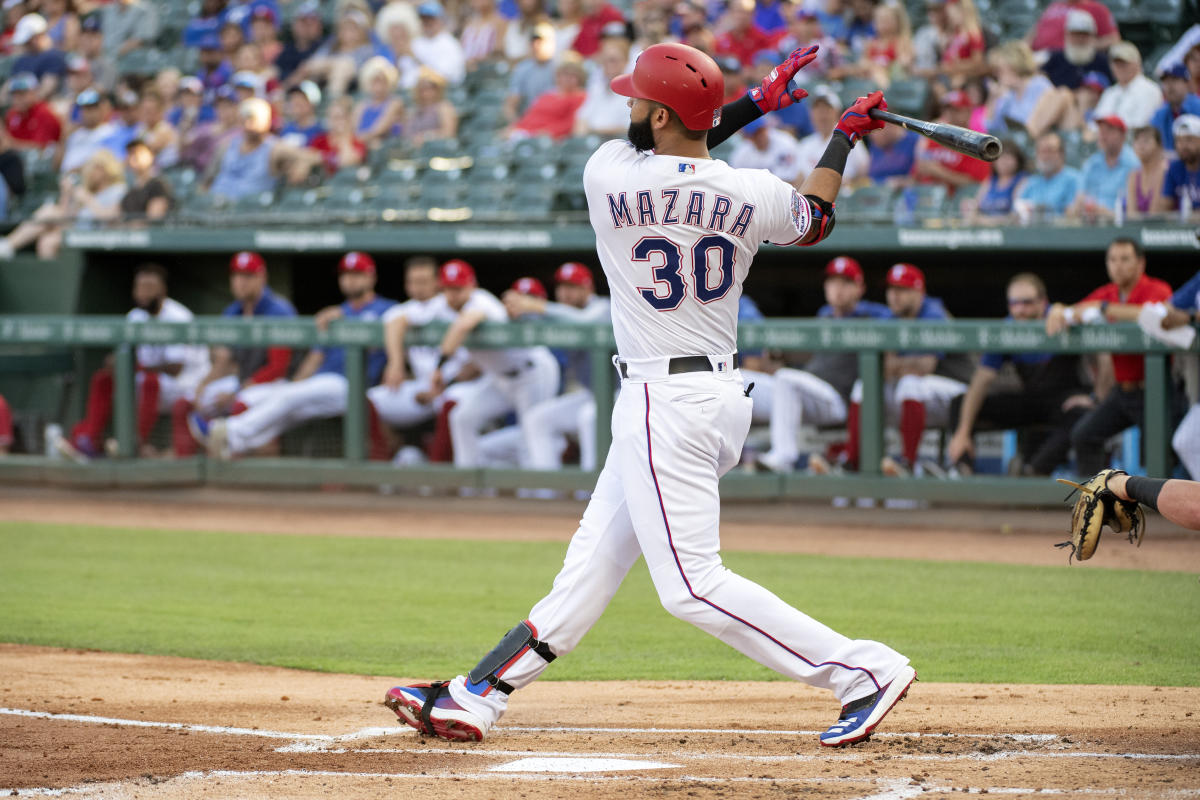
[521,295,612,472]
[367,296,473,430]
[439,289,561,468]
[128,299,209,409]
[445,140,910,724]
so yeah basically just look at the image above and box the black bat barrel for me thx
[868,108,1002,162]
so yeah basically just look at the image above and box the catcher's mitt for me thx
[1055,469,1146,562]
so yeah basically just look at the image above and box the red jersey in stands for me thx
[1082,273,1173,383]
[6,101,62,147]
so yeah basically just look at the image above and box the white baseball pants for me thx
[367,379,440,429]
[1174,403,1200,479]
[448,366,910,726]
[851,374,967,426]
[223,373,348,454]
[521,388,597,471]
[766,368,848,465]
[449,350,561,468]
[196,375,283,416]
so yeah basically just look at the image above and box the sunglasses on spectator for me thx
[1007,297,1040,306]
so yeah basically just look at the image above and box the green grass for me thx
[1,521,1197,686]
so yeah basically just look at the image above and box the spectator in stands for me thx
[219,17,244,60]
[1152,114,1200,218]
[0,148,124,259]
[505,21,557,121]
[57,88,118,173]
[55,265,209,461]
[1015,132,1081,221]
[199,253,396,461]
[729,116,802,184]
[987,40,1054,136]
[851,1,912,88]
[911,0,949,79]
[844,0,878,59]
[938,0,985,84]
[572,0,624,58]
[503,0,546,62]
[0,126,26,216]
[179,84,239,171]
[963,138,1027,225]
[1188,43,1200,98]
[275,0,322,84]
[353,56,403,149]
[11,13,66,98]
[42,0,79,52]
[248,5,281,64]
[758,256,891,475]
[99,0,159,59]
[572,39,628,136]
[76,14,114,90]
[120,138,174,223]
[5,72,61,148]
[777,8,843,83]
[1028,0,1118,55]
[506,54,587,140]
[183,0,227,50]
[233,42,279,93]
[0,393,11,454]
[231,69,265,104]
[1045,238,1174,476]
[714,0,776,69]
[460,0,507,69]
[311,97,365,174]
[197,33,234,97]
[1092,42,1164,132]
[179,251,297,458]
[301,7,381,98]
[947,272,1092,477]
[1151,64,1200,155]
[866,121,918,187]
[136,88,180,169]
[412,1,465,86]
[52,53,90,122]
[1125,126,1166,221]
[912,89,989,196]
[1040,9,1111,90]
[168,75,214,132]
[106,87,142,154]
[795,84,870,187]
[404,66,457,146]
[205,96,321,200]
[1069,115,1136,221]
[836,263,973,477]
[554,0,584,56]
[279,80,323,146]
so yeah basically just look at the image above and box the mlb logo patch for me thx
[716,360,727,373]
[678,163,695,174]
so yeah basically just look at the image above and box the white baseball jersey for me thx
[381,295,469,381]
[426,288,552,376]
[729,127,805,183]
[584,139,811,360]
[126,297,210,391]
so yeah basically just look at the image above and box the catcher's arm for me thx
[1108,474,1200,531]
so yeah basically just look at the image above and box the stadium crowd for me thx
[0,0,1194,254]
[34,245,1200,489]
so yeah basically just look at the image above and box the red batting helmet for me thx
[610,42,725,131]
[339,251,376,273]
[511,276,548,298]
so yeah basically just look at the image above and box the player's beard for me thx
[627,116,656,152]
[137,296,164,315]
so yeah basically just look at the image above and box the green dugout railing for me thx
[0,315,1193,504]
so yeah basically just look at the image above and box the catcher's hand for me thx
[1055,469,1146,562]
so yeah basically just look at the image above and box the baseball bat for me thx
[868,108,1002,163]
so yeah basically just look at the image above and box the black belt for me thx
[618,353,739,379]
[502,360,536,378]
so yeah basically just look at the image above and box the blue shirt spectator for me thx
[989,74,1054,134]
[868,129,919,184]
[184,0,228,48]
[317,295,396,384]
[753,0,788,33]
[1151,95,1200,153]
[1076,143,1138,212]
[1171,270,1200,314]
[1161,157,1200,209]
[1020,136,1082,219]
[818,299,891,319]
[977,171,1027,216]
[12,49,67,83]
[221,285,295,318]
[209,133,277,200]
[1041,50,1111,89]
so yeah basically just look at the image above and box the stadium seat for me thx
[886,79,931,118]
[326,165,372,187]
[467,181,512,219]
[839,185,897,224]
[837,78,878,109]
[909,184,949,221]
[505,183,554,219]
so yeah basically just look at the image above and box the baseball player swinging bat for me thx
[868,108,1002,162]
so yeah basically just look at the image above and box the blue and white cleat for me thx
[384,681,488,742]
[187,412,210,446]
[820,665,916,747]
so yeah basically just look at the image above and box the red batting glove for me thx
[749,44,819,113]
[834,90,887,146]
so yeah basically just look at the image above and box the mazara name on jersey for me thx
[606,188,756,238]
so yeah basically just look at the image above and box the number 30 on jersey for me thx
[634,234,736,311]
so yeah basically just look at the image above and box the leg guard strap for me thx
[468,620,556,695]
[419,681,450,736]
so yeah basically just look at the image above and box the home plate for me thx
[490,757,679,773]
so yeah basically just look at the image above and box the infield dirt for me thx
[2,487,1199,798]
